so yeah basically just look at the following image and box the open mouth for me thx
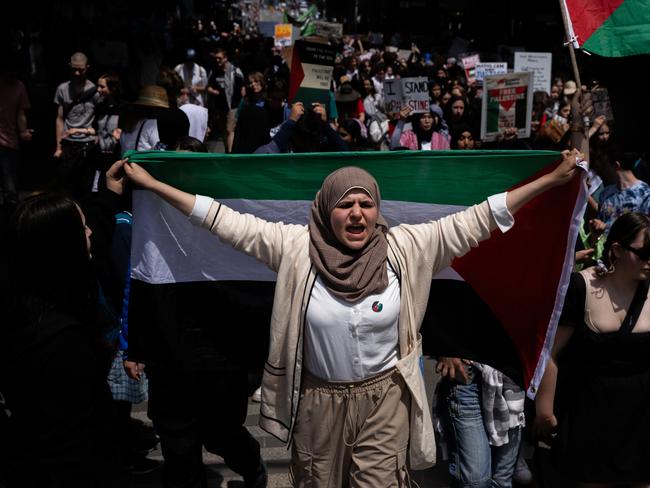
[346,224,366,235]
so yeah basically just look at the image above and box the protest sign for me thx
[258,7,284,36]
[397,49,412,61]
[481,72,533,142]
[382,77,429,114]
[591,88,614,121]
[383,79,402,114]
[475,62,508,84]
[313,20,343,39]
[288,40,336,107]
[514,52,552,94]
[461,54,481,85]
[274,24,293,47]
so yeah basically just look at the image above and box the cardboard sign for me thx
[288,40,336,106]
[383,77,429,114]
[397,49,412,61]
[591,88,614,121]
[481,72,533,142]
[475,63,508,83]
[274,24,293,47]
[514,52,552,94]
[313,21,343,39]
[460,54,481,85]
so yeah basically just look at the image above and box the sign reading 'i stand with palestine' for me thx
[288,40,336,107]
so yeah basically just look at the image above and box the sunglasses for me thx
[619,243,650,261]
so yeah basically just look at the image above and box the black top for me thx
[553,272,650,484]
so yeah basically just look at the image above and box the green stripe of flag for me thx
[126,150,560,207]
[583,0,650,57]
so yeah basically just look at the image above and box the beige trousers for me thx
[290,368,411,488]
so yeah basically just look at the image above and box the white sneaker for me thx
[252,386,262,403]
[512,453,533,485]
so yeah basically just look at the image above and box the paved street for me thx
[118,358,543,487]
[120,359,454,487]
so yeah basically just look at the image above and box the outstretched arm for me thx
[506,149,582,215]
[124,161,195,216]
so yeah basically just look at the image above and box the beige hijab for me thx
[308,167,389,302]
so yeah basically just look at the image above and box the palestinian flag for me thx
[126,150,586,397]
[563,0,650,57]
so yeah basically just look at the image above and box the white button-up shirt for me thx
[304,265,401,381]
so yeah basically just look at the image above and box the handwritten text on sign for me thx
[383,77,429,114]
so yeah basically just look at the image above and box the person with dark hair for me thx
[243,71,266,108]
[175,135,208,153]
[254,102,348,154]
[450,124,477,150]
[390,105,450,151]
[232,76,291,154]
[535,212,650,487]
[0,160,128,487]
[94,73,124,190]
[338,118,370,151]
[361,76,389,149]
[590,144,650,234]
[443,95,473,136]
[207,48,245,152]
[231,72,269,153]
[156,68,192,147]
[264,77,291,137]
[122,149,581,487]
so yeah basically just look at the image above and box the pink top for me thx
[399,130,450,151]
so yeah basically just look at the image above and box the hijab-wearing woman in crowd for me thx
[535,212,650,488]
[391,104,450,151]
[122,148,580,486]
[450,124,477,150]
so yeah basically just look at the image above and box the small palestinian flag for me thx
[563,0,650,57]
[126,150,586,397]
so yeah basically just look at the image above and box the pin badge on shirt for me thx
[372,301,383,312]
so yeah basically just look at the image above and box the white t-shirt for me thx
[120,119,160,152]
[180,103,208,142]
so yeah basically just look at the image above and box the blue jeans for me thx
[439,375,521,488]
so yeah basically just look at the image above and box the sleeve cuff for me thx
[487,192,514,233]
[189,194,214,226]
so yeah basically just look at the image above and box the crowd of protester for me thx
[1,10,650,488]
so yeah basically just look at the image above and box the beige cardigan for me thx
[200,198,502,469]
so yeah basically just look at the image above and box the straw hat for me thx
[134,85,169,108]
[563,80,577,96]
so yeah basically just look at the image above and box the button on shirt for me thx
[304,265,401,382]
